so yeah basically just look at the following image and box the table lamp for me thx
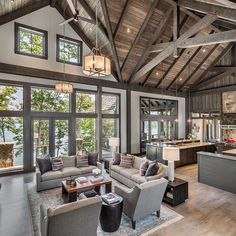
[163,147,180,182]
[109,137,120,158]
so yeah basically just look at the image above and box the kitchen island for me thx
[146,141,216,167]
[222,149,236,157]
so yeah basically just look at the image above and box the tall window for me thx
[15,23,48,59]
[56,35,83,66]
[76,91,97,153]
[102,93,120,158]
[0,84,24,171]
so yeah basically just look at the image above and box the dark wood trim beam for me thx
[131,14,218,83]
[121,0,160,72]
[50,0,57,7]
[128,8,173,83]
[192,43,234,86]
[0,0,50,26]
[77,0,108,39]
[178,44,219,91]
[193,68,236,90]
[211,66,236,72]
[113,0,130,40]
[100,0,122,82]
[166,47,202,90]
[178,0,236,23]
[0,62,186,97]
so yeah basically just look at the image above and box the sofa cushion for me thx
[130,174,146,184]
[133,156,145,170]
[79,166,97,174]
[139,160,149,176]
[41,171,63,181]
[60,156,76,168]
[119,168,139,179]
[120,154,134,168]
[88,152,98,166]
[111,165,125,174]
[112,153,121,165]
[145,162,159,177]
[51,157,64,171]
[62,167,83,177]
[36,155,52,174]
[76,154,89,167]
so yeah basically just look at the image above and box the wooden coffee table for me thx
[62,176,112,202]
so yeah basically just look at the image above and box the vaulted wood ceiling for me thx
[0,0,236,93]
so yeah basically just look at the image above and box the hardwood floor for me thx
[0,164,235,236]
[152,164,236,236]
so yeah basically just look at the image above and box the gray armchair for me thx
[114,178,168,229]
[40,195,102,236]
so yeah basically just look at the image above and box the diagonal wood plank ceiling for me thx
[0,0,236,92]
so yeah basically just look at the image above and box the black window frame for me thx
[14,22,48,60]
[56,34,83,66]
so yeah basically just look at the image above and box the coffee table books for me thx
[76,177,88,183]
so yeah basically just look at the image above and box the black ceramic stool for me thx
[100,196,123,232]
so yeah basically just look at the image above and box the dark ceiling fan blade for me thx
[67,0,76,15]
[59,17,74,26]
[78,16,96,25]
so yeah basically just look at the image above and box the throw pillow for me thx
[76,153,89,167]
[113,153,121,165]
[119,154,134,168]
[145,162,159,177]
[139,160,149,176]
[51,157,64,171]
[60,155,76,168]
[88,152,98,166]
[36,154,52,175]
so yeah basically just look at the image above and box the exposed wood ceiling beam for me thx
[201,0,236,10]
[121,0,160,72]
[113,0,130,40]
[50,0,57,7]
[77,0,108,39]
[128,8,173,83]
[178,44,219,91]
[151,29,236,52]
[0,63,186,97]
[178,0,236,23]
[191,43,234,86]
[166,47,202,90]
[193,68,236,90]
[131,13,218,83]
[211,66,236,72]
[0,0,50,26]
[150,15,189,88]
[100,0,122,82]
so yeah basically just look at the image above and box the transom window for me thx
[15,23,48,59]
[56,34,83,66]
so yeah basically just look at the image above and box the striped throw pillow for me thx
[119,154,134,168]
[51,157,64,171]
[76,154,89,167]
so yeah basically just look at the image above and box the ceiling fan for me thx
[59,0,96,26]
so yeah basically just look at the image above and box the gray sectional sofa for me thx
[110,155,168,188]
[36,155,102,192]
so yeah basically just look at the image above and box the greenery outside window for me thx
[15,23,48,59]
[56,34,83,66]
[76,92,96,113]
[31,87,70,113]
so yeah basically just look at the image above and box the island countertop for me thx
[176,142,215,150]
[222,149,236,157]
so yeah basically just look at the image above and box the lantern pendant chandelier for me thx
[83,0,111,77]
[55,25,73,94]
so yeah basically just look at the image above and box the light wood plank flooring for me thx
[0,164,235,236]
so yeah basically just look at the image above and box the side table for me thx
[100,196,123,232]
[163,177,188,206]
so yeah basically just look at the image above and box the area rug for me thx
[26,183,183,236]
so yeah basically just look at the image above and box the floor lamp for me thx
[109,137,120,159]
[163,147,180,182]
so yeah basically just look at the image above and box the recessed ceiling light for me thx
[11,0,15,3]
[156,72,159,76]
[179,78,182,81]
[202,48,206,53]
[127,28,130,33]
